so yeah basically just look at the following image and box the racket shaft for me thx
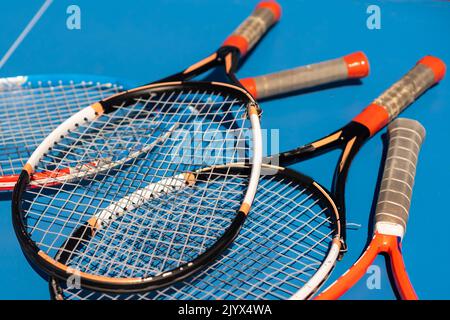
[241,52,369,99]
[389,243,417,299]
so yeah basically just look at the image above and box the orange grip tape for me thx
[223,35,249,56]
[257,1,282,21]
[352,104,389,136]
[343,51,370,79]
[240,78,257,98]
[418,55,446,83]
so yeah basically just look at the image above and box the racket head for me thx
[49,163,342,300]
[0,74,137,191]
[13,79,264,293]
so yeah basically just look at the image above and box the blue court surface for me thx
[0,0,449,300]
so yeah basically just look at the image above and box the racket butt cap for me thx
[418,56,446,83]
[343,51,370,79]
[256,1,282,21]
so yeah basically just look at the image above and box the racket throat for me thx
[275,122,369,166]
[331,122,370,243]
[373,233,401,253]
[217,46,241,73]
[155,46,242,85]
[276,128,348,166]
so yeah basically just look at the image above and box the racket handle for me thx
[374,118,426,239]
[353,56,446,136]
[240,52,369,99]
[222,1,281,56]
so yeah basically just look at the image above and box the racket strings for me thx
[55,171,336,299]
[28,170,247,277]
[0,79,124,176]
[38,90,247,173]
[23,87,254,279]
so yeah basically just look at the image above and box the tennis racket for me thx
[0,52,368,191]
[49,56,444,299]
[12,1,373,293]
[315,118,425,300]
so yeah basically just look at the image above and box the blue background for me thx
[0,0,449,300]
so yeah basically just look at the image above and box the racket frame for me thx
[12,80,263,292]
[12,1,283,292]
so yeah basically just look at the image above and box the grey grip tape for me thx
[374,118,426,237]
[251,57,350,99]
[373,64,436,120]
[231,6,278,53]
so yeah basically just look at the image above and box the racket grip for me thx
[374,118,426,239]
[222,1,281,56]
[353,56,445,136]
[240,52,369,99]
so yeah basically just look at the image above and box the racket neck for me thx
[275,121,370,248]
[332,121,370,245]
[276,121,370,167]
[153,46,242,84]
[219,46,242,81]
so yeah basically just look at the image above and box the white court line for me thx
[0,0,53,70]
